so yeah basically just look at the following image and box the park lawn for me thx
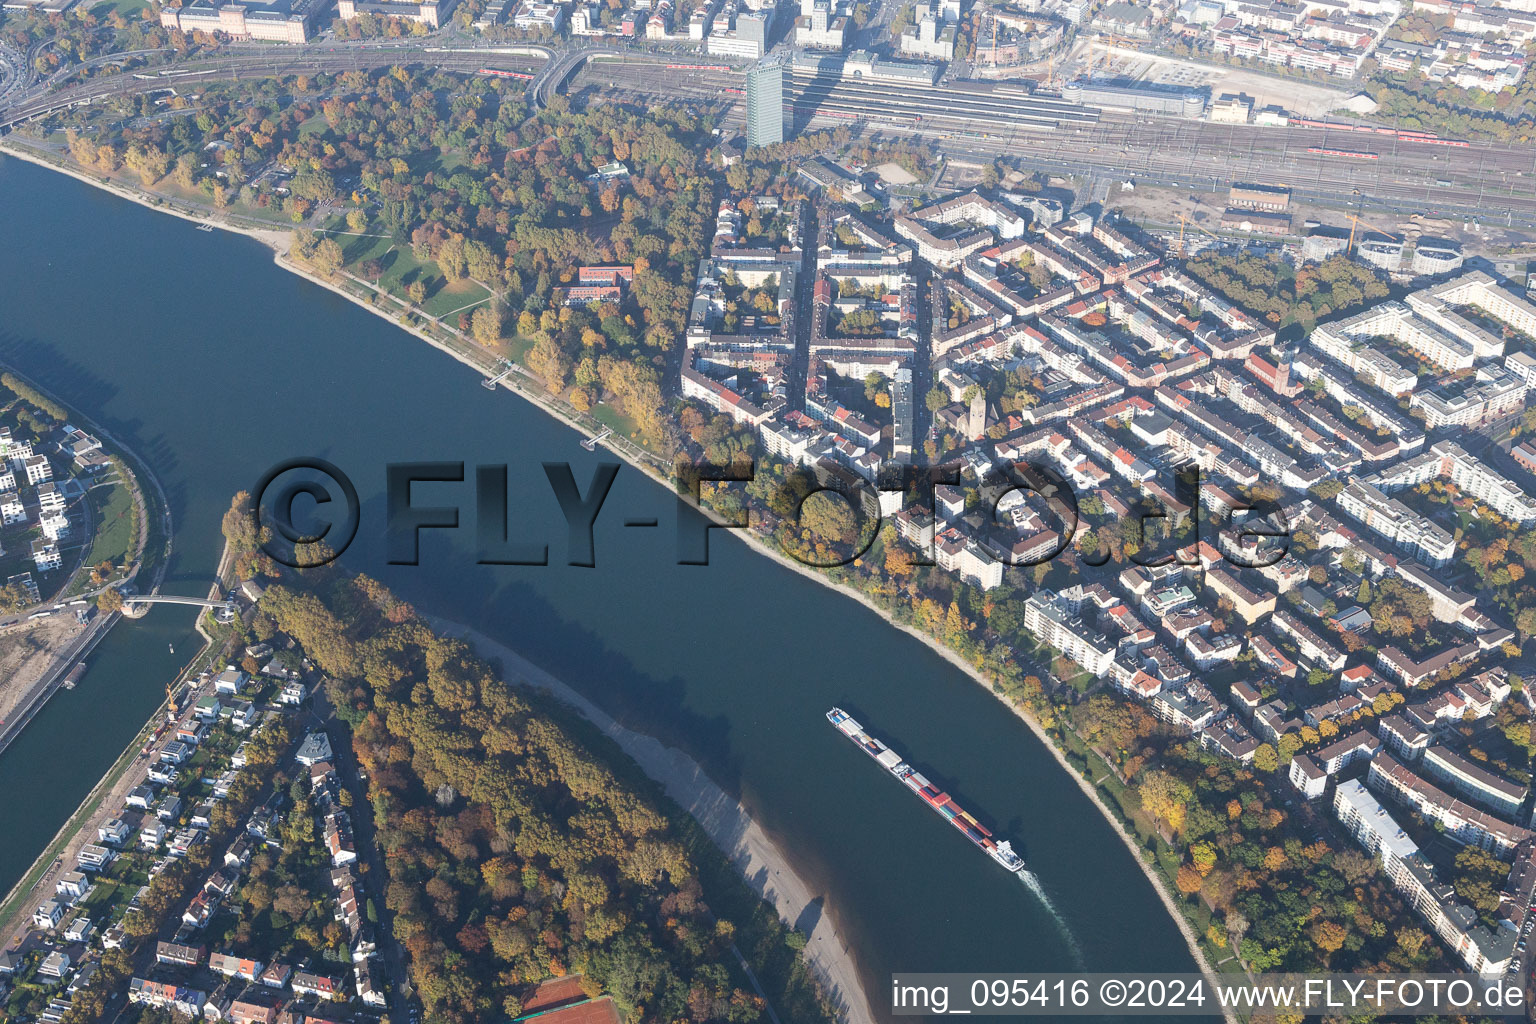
[337,231,393,268]
[503,331,536,364]
[1155,845,1183,883]
[1063,667,1096,694]
[297,113,327,138]
[232,199,305,227]
[338,242,490,318]
[1051,654,1094,692]
[329,226,500,320]
[426,150,467,176]
[589,401,640,441]
[85,479,136,569]
[424,278,492,320]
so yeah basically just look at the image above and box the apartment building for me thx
[1369,751,1532,856]
[1421,743,1526,818]
[1334,779,1514,975]
[1373,440,1536,523]
[1335,477,1456,565]
[1023,592,1116,676]
[1270,609,1347,671]
[1410,365,1527,430]
[1378,713,1431,760]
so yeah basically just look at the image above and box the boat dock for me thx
[481,360,514,390]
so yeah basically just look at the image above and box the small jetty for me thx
[481,360,514,390]
[581,426,612,452]
[196,223,213,233]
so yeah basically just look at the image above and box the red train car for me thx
[1307,146,1380,159]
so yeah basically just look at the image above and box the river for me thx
[0,153,1200,1020]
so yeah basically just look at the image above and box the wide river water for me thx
[0,154,1199,1020]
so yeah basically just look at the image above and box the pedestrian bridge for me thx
[121,592,233,618]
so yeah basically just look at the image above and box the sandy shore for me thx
[428,616,876,1024]
[2,137,1224,1017]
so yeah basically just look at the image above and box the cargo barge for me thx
[827,707,1028,878]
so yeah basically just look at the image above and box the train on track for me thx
[1290,118,1469,147]
[1306,146,1380,160]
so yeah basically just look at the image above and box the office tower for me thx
[745,59,785,148]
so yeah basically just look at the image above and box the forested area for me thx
[50,66,715,455]
[254,572,832,1023]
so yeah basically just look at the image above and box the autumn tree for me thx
[471,304,504,346]
[1137,769,1191,836]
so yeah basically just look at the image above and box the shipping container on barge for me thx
[827,707,1028,878]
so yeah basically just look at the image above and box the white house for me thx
[37,951,70,980]
[295,732,333,766]
[98,818,134,847]
[140,819,167,850]
[0,491,24,526]
[76,845,115,873]
[23,455,52,485]
[31,538,61,572]
[213,667,247,696]
[34,900,64,929]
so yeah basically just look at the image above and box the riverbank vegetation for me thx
[234,539,833,1023]
[692,452,1488,978]
[36,65,719,455]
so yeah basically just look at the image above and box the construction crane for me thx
[1174,212,1222,258]
[1346,213,1399,254]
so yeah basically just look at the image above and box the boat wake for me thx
[824,709,1083,960]
[1019,869,1083,964]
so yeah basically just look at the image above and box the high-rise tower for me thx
[745,58,785,149]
